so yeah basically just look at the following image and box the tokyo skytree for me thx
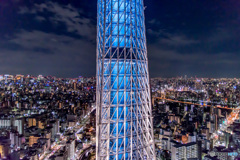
[96,0,156,159]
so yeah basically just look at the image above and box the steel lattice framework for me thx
[96,0,156,159]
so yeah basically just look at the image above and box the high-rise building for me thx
[73,82,77,90]
[14,118,24,135]
[29,135,40,147]
[171,142,199,160]
[66,139,75,160]
[28,118,37,127]
[0,119,11,128]
[96,0,156,159]
[0,139,11,159]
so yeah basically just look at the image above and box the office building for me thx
[171,142,199,160]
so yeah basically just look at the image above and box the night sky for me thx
[0,0,240,78]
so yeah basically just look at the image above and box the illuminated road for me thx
[39,107,96,160]
[41,143,66,160]
[39,135,69,160]
[78,146,94,160]
[211,106,240,147]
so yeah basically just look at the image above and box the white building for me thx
[0,119,11,128]
[171,142,199,160]
[14,119,24,135]
[0,119,24,135]
[188,133,197,143]
[67,139,75,160]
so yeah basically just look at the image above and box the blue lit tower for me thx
[96,0,156,159]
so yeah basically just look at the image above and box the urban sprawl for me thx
[0,74,240,160]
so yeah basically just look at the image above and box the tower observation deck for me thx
[96,0,156,159]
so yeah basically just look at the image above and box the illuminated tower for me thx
[96,0,156,159]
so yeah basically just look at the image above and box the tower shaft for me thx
[96,0,156,159]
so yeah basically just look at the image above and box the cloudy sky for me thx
[0,0,240,78]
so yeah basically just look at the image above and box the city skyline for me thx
[0,0,240,78]
[1,1,240,160]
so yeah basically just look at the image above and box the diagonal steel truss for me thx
[96,0,156,159]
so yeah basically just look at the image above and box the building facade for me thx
[171,142,199,160]
[96,0,156,159]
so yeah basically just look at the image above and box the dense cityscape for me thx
[0,75,239,159]
[0,75,96,160]
[1,0,240,159]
